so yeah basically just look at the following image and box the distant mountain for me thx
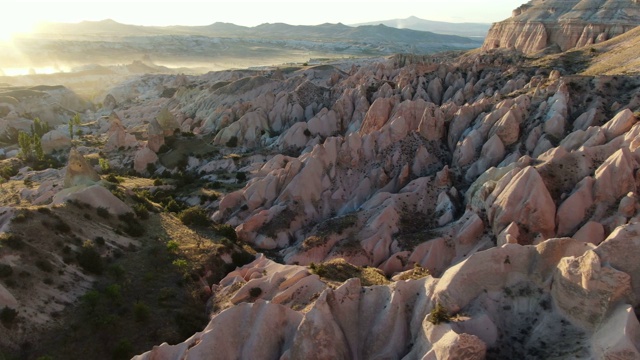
[32,19,480,45]
[9,19,482,71]
[351,16,491,38]
[33,19,163,36]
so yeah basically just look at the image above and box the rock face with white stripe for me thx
[483,0,640,54]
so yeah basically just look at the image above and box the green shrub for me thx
[96,207,110,218]
[118,212,145,237]
[0,165,18,180]
[0,306,17,327]
[81,289,100,311]
[235,172,247,182]
[54,220,71,233]
[0,233,25,250]
[231,251,254,268]
[99,158,110,173]
[0,264,13,277]
[36,207,52,214]
[105,284,122,302]
[172,259,188,271]
[215,224,238,242]
[112,339,134,360]
[35,259,54,272]
[166,240,180,253]
[428,302,451,325]
[164,198,182,213]
[249,287,262,298]
[77,242,103,275]
[226,136,238,147]
[133,203,150,220]
[105,173,120,184]
[158,144,169,154]
[146,162,157,175]
[12,212,28,223]
[133,302,150,322]
[107,264,126,281]
[178,207,210,226]
[94,236,106,246]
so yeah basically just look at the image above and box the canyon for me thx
[0,1,639,359]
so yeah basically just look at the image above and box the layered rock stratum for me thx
[483,0,640,54]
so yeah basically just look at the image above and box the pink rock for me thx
[573,221,605,245]
[489,108,520,146]
[418,103,446,141]
[552,250,633,330]
[52,184,132,215]
[0,283,17,309]
[133,147,159,174]
[497,222,520,247]
[146,118,165,153]
[596,222,640,304]
[593,148,637,204]
[359,97,394,135]
[592,304,640,359]
[601,108,637,141]
[488,166,556,239]
[134,301,303,360]
[557,177,594,236]
[41,130,72,154]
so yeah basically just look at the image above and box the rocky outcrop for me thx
[38,49,637,359]
[63,148,101,188]
[483,0,640,54]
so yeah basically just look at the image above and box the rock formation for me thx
[3,21,640,358]
[55,148,132,215]
[483,0,640,54]
[63,148,101,188]
[40,130,72,154]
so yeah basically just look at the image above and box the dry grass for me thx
[309,258,389,286]
[395,263,431,281]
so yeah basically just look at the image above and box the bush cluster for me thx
[77,242,103,275]
[178,207,210,226]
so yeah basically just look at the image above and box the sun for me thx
[0,15,36,42]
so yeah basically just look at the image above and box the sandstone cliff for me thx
[483,0,640,54]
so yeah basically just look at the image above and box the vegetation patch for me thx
[0,233,25,250]
[315,213,358,238]
[259,207,298,239]
[0,306,18,327]
[77,241,104,275]
[309,258,389,286]
[178,207,210,227]
[428,302,451,325]
[395,263,431,281]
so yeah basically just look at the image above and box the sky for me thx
[1,0,525,39]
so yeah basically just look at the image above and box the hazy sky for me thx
[2,0,525,37]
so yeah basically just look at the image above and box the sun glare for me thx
[0,16,36,41]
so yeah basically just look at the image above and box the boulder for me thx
[52,184,132,215]
[41,130,71,154]
[134,147,159,174]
